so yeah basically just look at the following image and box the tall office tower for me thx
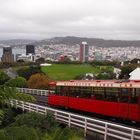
[26,45,35,55]
[1,47,14,63]
[79,42,89,62]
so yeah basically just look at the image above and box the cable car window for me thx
[120,88,129,103]
[69,86,80,97]
[131,88,140,104]
[69,86,91,98]
[105,88,120,102]
[93,87,104,100]
[55,86,62,95]
[79,87,91,98]
[56,86,68,96]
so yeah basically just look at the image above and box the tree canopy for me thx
[120,64,137,79]
[27,73,50,89]
[5,77,27,88]
[0,72,10,85]
[0,86,35,124]
[17,66,43,80]
[0,111,85,140]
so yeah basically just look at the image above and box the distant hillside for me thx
[1,36,140,47]
[0,39,36,47]
[37,36,140,47]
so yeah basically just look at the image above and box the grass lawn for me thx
[41,64,102,80]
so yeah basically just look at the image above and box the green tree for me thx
[0,86,35,104]
[91,60,118,67]
[17,66,43,80]
[0,86,35,124]
[96,68,115,79]
[120,64,137,79]
[130,58,140,64]
[74,74,85,80]
[0,72,10,85]
[2,108,18,127]
[36,57,45,63]
[42,127,84,140]
[11,112,57,131]
[0,126,40,140]
[0,110,4,125]
[5,77,27,88]
[0,129,6,140]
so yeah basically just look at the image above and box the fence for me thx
[17,88,54,96]
[10,100,140,140]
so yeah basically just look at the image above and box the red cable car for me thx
[48,80,140,122]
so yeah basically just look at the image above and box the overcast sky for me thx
[0,0,140,40]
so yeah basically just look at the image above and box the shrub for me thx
[11,112,57,131]
[27,73,50,89]
[0,126,40,140]
[0,72,10,85]
[5,77,27,88]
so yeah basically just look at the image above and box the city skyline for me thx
[0,0,140,40]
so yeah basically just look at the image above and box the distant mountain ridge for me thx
[0,39,36,47]
[33,36,140,47]
[1,36,140,47]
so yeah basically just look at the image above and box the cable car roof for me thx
[52,80,140,88]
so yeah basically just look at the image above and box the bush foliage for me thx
[17,66,43,80]
[0,111,85,140]
[0,72,10,85]
[27,73,50,89]
[5,77,27,88]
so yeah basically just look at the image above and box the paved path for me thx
[4,67,18,78]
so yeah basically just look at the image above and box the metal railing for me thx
[17,88,54,96]
[10,100,140,140]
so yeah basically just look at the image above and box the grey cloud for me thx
[0,0,140,40]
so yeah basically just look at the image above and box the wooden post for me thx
[68,114,71,127]
[104,123,108,140]
[84,118,87,137]
[131,130,134,140]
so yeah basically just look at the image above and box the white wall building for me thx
[17,54,36,62]
[129,67,140,80]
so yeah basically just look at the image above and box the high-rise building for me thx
[26,45,35,55]
[3,47,12,54]
[79,42,89,62]
[1,47,14,63]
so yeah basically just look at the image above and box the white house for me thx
[129,67,140,80]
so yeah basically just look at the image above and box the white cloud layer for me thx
[0,0,140,40]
